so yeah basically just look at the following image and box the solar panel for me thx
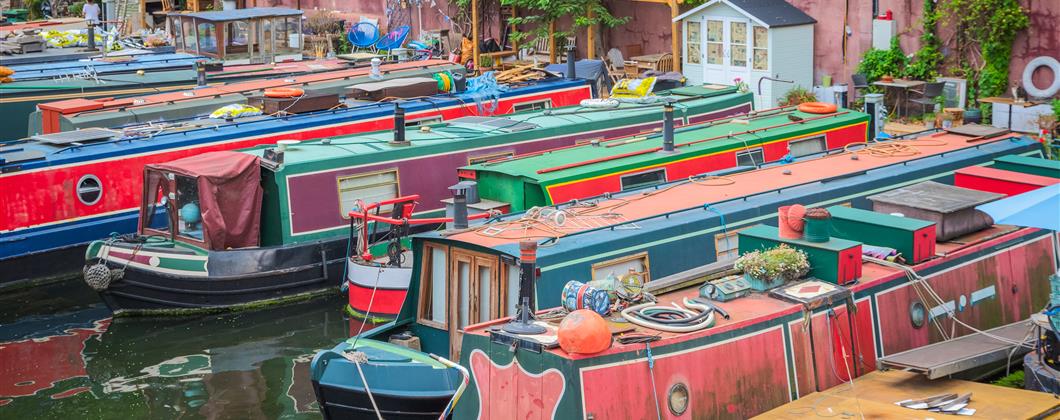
[447,116,539,133]
[0,148,47,165]
[30,128,119,145]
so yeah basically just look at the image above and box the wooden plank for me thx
[756,370,1060,419]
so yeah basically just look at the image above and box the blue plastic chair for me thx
[375,25,411,53]
[348,22,380,52]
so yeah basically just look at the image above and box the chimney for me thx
[389,103,409,146]
[195,60,207,87]
[565,44,577,80]
[502,241,547,335]
[661,102,676,153]
[448,182,469,230]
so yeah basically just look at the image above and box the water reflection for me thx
[0,280,380,419]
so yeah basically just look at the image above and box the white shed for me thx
[674,0,815,108]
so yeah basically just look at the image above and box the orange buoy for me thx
[264,87,305,98]
[797,102,838,114]
[557,309,612,354]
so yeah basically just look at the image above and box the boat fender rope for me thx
[83,263,113,291]
[343,351,384,420]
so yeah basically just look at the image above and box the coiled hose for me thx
[621,297,717,333]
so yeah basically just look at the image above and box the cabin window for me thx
[592,252,650,283]
[686,21,701,65]
[174,175,204,242]
[197,22,219,56]
[736,148,764,167]
[338,169,400,218]
[706,20,723,65]
[752,26,768,71]
[418,243,449,328]
[789,135,827,157]
[468,151,514,165]
[506,264,519,316]
[715,227,749,261]
[620,169,666,191]
[76,174,103,206]
[406,116,443,127]
[513,99,552,113]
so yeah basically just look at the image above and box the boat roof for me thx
[6,53,202,81]
[33,59,448,115]
[243,87,748,172]
[167,7,303,21]
[465,107,868,184]
[0,76,578,171]
[439,130,1029,250]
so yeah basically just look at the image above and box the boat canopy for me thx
[143,151,263,250]
[167,8,303,63]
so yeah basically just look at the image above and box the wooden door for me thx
[448,249,501,360]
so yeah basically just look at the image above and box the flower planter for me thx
[744,273,785,292]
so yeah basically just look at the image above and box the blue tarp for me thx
[976,184,1060,231]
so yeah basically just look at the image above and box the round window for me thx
[77,174,103,205]
[668,383,689,415]
[909,301,927,329]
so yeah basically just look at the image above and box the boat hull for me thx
[347,262,413,318]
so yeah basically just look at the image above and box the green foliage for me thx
[26,0,44,20]
[1052,99,1060,120]
[68,1,86,16]
[734,245,810,282]
[903,0,943,80]
[779,86,817,106]
[856,37,908,84]
[940,0,1029,105]
[501,0,629,47]
[335,32,352,55]
[991,370,1024,389]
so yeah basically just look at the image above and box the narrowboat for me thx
[3,74,586,288]
[5,53,205,81]
[344,104,870,318]
[309,128,1051,418]
[81,85,753,314]
[23,59,446,136]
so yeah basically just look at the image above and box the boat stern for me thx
[346,259,413,320]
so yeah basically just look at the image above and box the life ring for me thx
[264,87,305,98]
[1022,56,1060,98]
[797,102,838,114]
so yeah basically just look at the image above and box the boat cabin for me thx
[168,8,303,64]
[460,106,869,212]
[377,129,1041,362]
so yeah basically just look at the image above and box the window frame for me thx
[685,20,701,65]
[591,251,651,284]
[620,168,667,191]
[417,242,450,329]
[752,25,769,71]
[714,227,750,261]
[336,168,401,220]
[788,135,828,158]
[406,115,444,127]
[735,147,765,167]
[512,98,553,113]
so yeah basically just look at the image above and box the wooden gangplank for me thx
[878,320,1034,379]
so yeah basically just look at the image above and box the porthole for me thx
[910,301,927,329]
[668,382,689,415]
[77,174,102,205]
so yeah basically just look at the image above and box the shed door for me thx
[702,16,752,87]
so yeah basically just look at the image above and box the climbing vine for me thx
[500,0,628,47]
[903,0,944,80]
[856,37,908,85]
[940,0,1029,109]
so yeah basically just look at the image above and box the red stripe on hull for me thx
[0,87,590,232]
[348,284,407,316]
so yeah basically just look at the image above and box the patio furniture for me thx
[630,53,670,73]
[852,73,869,100]
[375,25,410,53]
[348,21,380,52]
[872,78,925,117]
[909,82,945,115]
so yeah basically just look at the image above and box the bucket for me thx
[964,108,982,124]
[562,280,611,316]
[778,205,806,239]
[803,215,831,243]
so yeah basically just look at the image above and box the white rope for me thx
[351,354,384,420]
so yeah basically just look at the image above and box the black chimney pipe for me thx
[450,184,468,229]
[195,60,207,87]
[502,241,546,335]
[565,44,576,80]
[662,102,676,153]
[390,103,408,145]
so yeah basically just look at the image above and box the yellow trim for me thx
[543,121,868,202]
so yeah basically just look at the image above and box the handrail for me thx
[347,194,495,226]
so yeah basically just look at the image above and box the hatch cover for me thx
[30,128,119,145]
[447,116,540,133]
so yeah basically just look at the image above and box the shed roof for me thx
[674,0,816,28]
[168,7,302,22]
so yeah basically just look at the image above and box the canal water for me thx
[0,279,370,419]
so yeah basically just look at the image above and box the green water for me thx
[0,280,377,419]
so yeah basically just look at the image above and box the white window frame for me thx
[591,251,651,283]
[337,169,400,219]
[735,147,764,167]
[512,98,553,113]
[418,242,449,329]
[406,115,443,127]
[620,168,667,191]
[788,135,827,157]
[714,227,749,261]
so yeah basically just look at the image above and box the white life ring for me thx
[1022,56,1060,98]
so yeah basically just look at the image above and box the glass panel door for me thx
[729,21,748,69]
[448,249,499,359]
[705,19,724,65]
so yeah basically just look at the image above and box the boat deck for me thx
[753,370,1060,419]
[878,320,1034,379]
[463,223,1036,360]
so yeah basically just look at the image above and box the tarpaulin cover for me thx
[145,151,263,250]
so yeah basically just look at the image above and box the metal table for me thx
[872,78,925,117]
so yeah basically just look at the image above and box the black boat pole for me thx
[503,241,546,335]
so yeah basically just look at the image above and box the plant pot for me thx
[744,273,785,292]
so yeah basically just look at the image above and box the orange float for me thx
[797,102,838,114]
[264,87,305,98]
[557,309,612,354]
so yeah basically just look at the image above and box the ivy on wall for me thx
[856,37,908,85]
[501,0,628,47]
[940,0,1029,110]
[903,0,943,81]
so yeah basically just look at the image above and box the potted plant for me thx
[478,54,495,72]
[733,244,810,291]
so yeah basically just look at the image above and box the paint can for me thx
[562,280,611,316]
[803,208,832,243]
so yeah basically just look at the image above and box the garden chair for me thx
[909,82,946,115]
[347,21,380,53]
[375,25,411,55]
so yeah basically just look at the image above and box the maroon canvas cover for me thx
[146,151,263,250]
